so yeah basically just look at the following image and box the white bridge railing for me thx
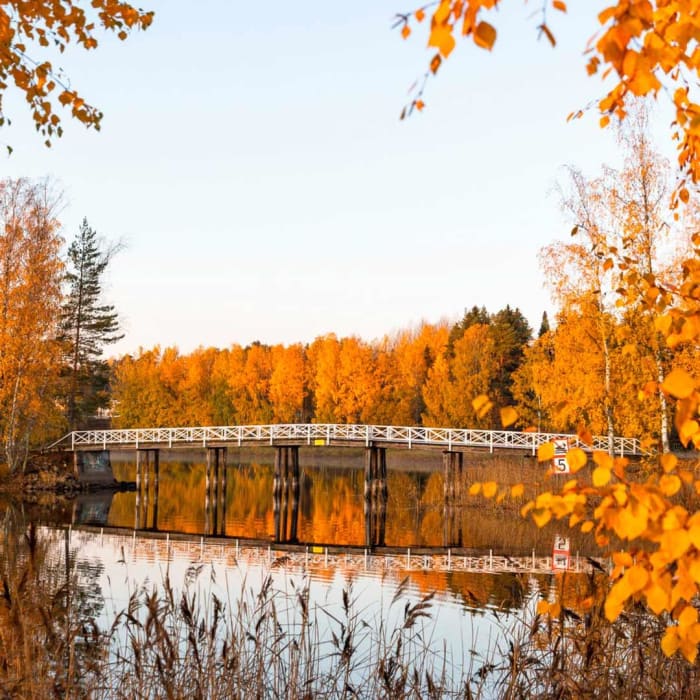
[51,423,642,456]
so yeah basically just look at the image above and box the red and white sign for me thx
[551,438,570,474]
[552,535,571,571]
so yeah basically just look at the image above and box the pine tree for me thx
[447,305,490,357]
[60,218,123,430]
[489,306,532,407]
[538,311,550,337]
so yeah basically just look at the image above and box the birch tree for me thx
[0,178,63,472]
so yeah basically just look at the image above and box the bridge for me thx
[51,423,641,548]
[51,422,641,456]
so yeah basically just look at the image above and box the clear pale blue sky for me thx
[5,1,659,356]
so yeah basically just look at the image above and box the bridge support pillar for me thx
[273,446,300,543]
[364,446,387,548]
[135,449,159,530]
[205,447,227,536]
[443,451,463,547]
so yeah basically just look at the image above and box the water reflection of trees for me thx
[104,459,600,555]
[0,505,106,697]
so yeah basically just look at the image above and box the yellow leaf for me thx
[618,503,648,539]
[536,599,549,615]
[593,466,611,487]
[482,481,498,499]
[627,565,649,593]
[661,628,681,657]
[660,474,681,496]
[538,442,555,462]
[604,594,624,621]
[613,552,634,568]
[415,8,425,22]
[593,451,613,470]
[474,21,497,50]
[680,420,700,446]
[679,605,698,628]
[468,482,481,496]
[661,453,678,473]
[661,529,691,559]
[647,582,670,615]
[688,523,700,550]
[510,483,524,498]
[552,0,566,11]
[566,448,587,473]
[472,394,493,418]
[681,639,698,663]
[662,368,696,399]
[428,24,456,57]
[581,520,594,533]
[500,405,518,428]
[532,508,552,528]
[401,24,411,39]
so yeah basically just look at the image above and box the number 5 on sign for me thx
[552,455,569,474]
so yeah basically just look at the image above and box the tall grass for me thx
[2,521,700,698]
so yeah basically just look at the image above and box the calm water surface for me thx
[1,451,602,692]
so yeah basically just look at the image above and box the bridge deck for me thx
[51,423,642,456]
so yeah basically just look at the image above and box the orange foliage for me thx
[0,1,153,150]
[0,179,64,471]
[399,0,700,202]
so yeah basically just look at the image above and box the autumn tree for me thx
[513,308,614,435]
[269,343,307,423]
[401,1,700,662]
[59,218,122,430]
[423,322,497,427]
[381,322,449,425]
[0,1,153,150]
[541,164,621,451]
[489,305,531,407]
[0,178,63,471]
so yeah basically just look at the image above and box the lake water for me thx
[1,449,605,696]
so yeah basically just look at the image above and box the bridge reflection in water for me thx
[68,475,604,578]
[75,443,501,549]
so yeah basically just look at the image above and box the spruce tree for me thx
[60,218,123,430]
[489,306,532,407]
[538,310,551,337]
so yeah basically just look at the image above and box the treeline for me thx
[112,291,698,446]
[111,306,532,430]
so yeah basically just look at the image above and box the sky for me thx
[3,1,662,357]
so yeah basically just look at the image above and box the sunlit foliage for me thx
[398,2,700,662]
[399,0,700,205]
[0,178,63,471]
[0,1,153,150]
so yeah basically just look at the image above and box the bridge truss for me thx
[52,423,642,456]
